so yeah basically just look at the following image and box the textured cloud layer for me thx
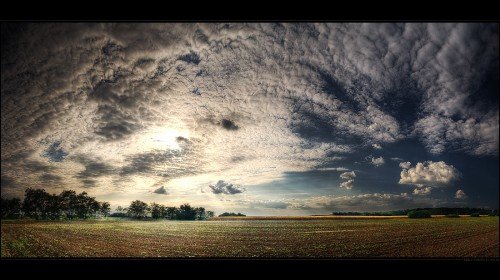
[1,23,498,211]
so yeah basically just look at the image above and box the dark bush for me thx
[446,214,460,218]
[407,210,431,218]
[218,212,246,217]
[470,213,480,217]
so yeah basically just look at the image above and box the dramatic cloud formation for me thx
[399,161,460,187]
[1,23,498,213]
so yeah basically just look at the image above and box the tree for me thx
[22,188,51,219]
[100,202,111,217]
[408,210,431,218]
[165,207,178,220]
[59,190,77,219]
[46,194,62,219]
[1,197,21,218]
[127,200,150,219]
[178,203,196,220]
[150,203,165,219]
[205,211,215,219]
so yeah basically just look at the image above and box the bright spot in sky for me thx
[140,127,189,151]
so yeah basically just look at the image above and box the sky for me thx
[1,23,498,215]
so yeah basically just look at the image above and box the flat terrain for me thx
[1,216,498,258]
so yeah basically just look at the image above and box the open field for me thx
[1,216,498,258]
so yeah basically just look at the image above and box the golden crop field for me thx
[1,216,498,258]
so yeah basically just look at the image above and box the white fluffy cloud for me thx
[372,143,382,149]
[412,186,432,196]
[371,156,385,167]
[455,189,467,199]
[340,171,356,180]
[339,180,354,190]
[399,161,460,187]
[399,161,411,169]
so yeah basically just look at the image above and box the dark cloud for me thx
[42,141,68,162]
[93,105,141,141]
[208,180,245,195]
[178,51,201,65]
[74,156,115,179]
[23,160,56,173]
[176,136,190,143]
[153,186,167,195]
[40,173,63,184]
[199,117,241,131]
[220,119,239,131]
[230,156,246,163]
[120,150,183,175]
[81,179,97,188]
[0,176,15,188]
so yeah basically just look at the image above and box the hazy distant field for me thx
[1,217,498,258]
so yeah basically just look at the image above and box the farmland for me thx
[1,216,498,258]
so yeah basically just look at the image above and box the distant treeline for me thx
[218,212,246,217]
[1,188,214,221]
[1,188,109,220]
[332,208,499,216]
[111,200,214,220]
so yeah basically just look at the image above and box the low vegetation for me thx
[333,207,498,216]
[408,210,432,218]
[218,212,246,217]
[2,217,498,257]
[446,214,460,218]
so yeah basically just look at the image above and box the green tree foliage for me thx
[21,188,106,220]
[165,207,178,219]
[4,189,214,221]
[178,204,196,220]
[127,200,150,219]
[1,197,22,218]
[100,202,111,217]
[150,203,165,219]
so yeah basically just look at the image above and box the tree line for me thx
[1,188,110,219]
[1,188,215,221]
[112,200,214,220]
[332,207,499,216]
